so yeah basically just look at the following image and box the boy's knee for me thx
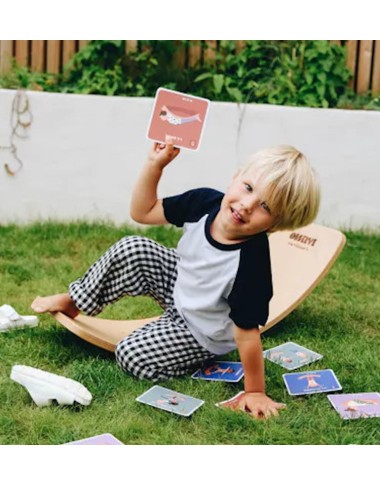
[115,337,162,381]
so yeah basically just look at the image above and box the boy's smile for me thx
[211,169,276,244]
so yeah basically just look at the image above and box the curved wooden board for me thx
[53,311,157,352]
[52,224,346,352]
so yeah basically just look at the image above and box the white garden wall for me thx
[1,88,379,230]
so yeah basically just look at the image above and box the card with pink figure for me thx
[147,87,210,150]
[327,392,380,420]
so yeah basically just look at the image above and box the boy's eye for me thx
[260,201,271,214]
[244,183,253,192]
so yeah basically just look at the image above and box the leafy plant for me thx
[59,40,189,97]
[337,90,380,111]
[0,60,57,92]
[1,40,378,110]
[192,40,352,108]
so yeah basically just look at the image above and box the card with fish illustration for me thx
[136,385,204,417]
[283,369,342,396]
[327,392,380,420]
[147,87,210,150]
[192,361,244,382]
[66,433,124,445]
[263,342,323,370]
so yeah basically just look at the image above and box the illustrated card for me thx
[327,392,380,420]
[136,385,204,417]
[147,87,210,150]
[66,433,124,445]
[263,342,323,370]
[215,391,246,410]
[192,361,244,382]
[283,369,342,396]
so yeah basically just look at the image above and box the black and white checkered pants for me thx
[69,236,214,381]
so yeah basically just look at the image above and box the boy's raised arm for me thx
[232,325,286,419]
[130,137,180,225]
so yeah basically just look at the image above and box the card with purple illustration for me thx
[136,385,204,417]
[283,369,342,396]
[66,433,124,445]
[147,87,210,150]
[192,361,244,382]
[327,392,380,420]
[263,342,323,370]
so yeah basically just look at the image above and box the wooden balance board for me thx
[53,223,346,353]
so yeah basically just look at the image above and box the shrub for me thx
[1,40,378,110]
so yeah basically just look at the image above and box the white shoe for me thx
[0,304,38,332]
[10,365,93,407]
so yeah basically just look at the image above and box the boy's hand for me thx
[148,136,180,170]
[225,391,286,419]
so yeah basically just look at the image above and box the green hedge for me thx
[1,40,379,110]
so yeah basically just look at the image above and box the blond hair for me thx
[239,145,320,232]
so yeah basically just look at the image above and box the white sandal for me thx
[10,365,93,407]
[0,304,38,332]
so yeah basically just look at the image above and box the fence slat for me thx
[62,40,76,67]
[372,40,380,95]
[0,40,13,75]
[357,40,374,94]
[47,40,61,74]
[126,40,137,54]
[173,41,186,69]
[235,40,246,53]
[203,40,217,64]
[79,40,90,49]
[346,40,358,89]
[31,40,45,72]
[15,40,28,67]
[188,40,202,67]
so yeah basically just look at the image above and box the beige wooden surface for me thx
[47,40,61,74]
[203,40,217,63]
[125,40,137,53]
[188,41,202,67]
[79,40,90,49]
[31,40,45,72]
[357,40,374,93]
[62,40,76,67]
[53,224,346,353]
[0,40,13,75]
[372,40,380,94]
[15,40,28,67]
[346,40,358,90]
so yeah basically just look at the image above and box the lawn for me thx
[0,222,379,445]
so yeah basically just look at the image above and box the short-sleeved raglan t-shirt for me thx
[162,188,273,354]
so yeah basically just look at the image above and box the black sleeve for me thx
[228,234,273,329]
[162,188,223,227]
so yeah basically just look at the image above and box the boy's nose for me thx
[241,194,260,213]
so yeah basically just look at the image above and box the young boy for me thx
[32,138,320,419]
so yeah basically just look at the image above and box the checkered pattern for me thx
[116,307,214,381]
[69,236,179,316]
[69,236,214,381]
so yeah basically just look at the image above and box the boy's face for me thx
[214,168,276,242]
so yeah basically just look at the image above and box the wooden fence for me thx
[1,40,379,95]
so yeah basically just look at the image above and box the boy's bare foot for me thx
[31,293,79,318]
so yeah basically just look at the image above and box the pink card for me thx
[147,88,210,150]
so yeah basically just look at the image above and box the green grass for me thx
[0,222,379,445]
